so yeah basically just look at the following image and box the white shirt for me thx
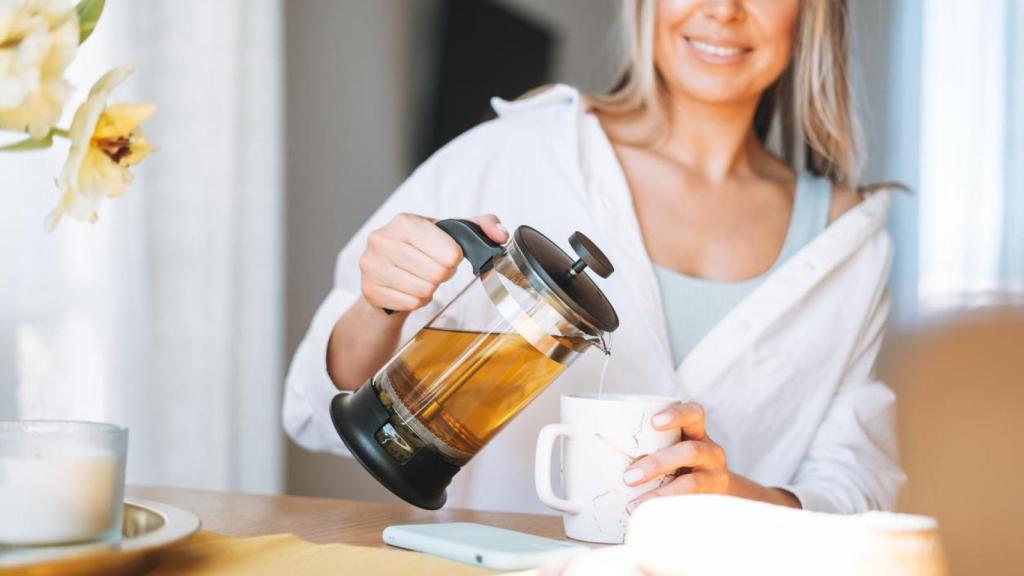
[283,85,905,515]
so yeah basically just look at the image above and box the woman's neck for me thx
[658,89,763,183]
[595,90,793,187]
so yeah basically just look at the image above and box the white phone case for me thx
[382,522,587,570]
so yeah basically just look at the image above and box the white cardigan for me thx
[283,85,905,515]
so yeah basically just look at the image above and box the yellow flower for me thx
[0,0,78,138]
[46,66,155,230]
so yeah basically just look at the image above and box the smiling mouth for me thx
[685,37,752,59]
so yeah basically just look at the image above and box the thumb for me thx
[469,213,509,245]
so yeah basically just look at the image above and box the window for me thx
[917,0,1023,313]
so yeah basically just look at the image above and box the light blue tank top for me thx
[654,172,832,366]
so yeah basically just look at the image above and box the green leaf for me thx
[0,131,55,152]
[75,0,106,45]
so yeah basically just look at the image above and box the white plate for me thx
[0,498,200,573]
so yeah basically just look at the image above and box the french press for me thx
[330,219,619,509]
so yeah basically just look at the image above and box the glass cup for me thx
[0,421,128,546]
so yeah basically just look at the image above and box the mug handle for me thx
[535,423,581,515]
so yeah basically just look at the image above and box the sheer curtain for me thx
[1003,0,1024,292]
[917,0,1024,313]
[0,0,284,493]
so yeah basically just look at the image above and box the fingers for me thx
[360,283,426,312]
[626,471,730,514]
[622,440,726,486]
[622,403,732,515]
[650,401,706,440]
[361,252,436,301]
[378,235,455,286]
[360,212,507,312]
[362,214,452,311]
[468,213,509,245]
[388,213,463,268]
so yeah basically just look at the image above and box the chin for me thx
[666,74,764,107]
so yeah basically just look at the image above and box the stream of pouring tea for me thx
[596,332,613,399]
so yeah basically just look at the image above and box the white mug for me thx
[534,393,680,544]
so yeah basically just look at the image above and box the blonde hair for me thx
[591,0,862,187]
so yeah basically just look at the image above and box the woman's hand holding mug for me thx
[622,402,802,512]
[359,212,508,313]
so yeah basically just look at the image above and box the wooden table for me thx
[127,485,566,548]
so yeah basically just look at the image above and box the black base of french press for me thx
[330,381,459,510]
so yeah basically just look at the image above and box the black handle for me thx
[382,219,504,315]
[435,219,505,275]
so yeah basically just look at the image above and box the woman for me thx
[284,0,905,515]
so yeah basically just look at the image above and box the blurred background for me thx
[1,0,1021,573]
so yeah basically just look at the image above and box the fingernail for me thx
[626,500,639,515]
[652,413,671,427]
[495,222,508,235]
[623,468,644,485]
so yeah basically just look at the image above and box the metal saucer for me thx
[0,498,200,574]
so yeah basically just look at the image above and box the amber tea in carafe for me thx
[378,327,588,464]
[330,219,619,510]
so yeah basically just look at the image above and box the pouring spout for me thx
[586,331,612,356]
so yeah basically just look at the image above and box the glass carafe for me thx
[331,219,619,509]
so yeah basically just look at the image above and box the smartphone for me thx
[382,522,588,570]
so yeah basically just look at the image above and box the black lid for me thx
[514,226,619,332]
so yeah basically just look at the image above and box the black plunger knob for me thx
[568,232,614,278]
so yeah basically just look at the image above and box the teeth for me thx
[689,38,744,57]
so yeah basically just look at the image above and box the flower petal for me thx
[48,64,155,230]
[93,102,156,139]
[0,0,78,137]
[87,65,134,99]
[65,149,119,217]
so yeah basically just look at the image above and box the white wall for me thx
[848,0,922,324]
[284,0,416,501]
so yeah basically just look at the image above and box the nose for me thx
[700,0,746,24]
